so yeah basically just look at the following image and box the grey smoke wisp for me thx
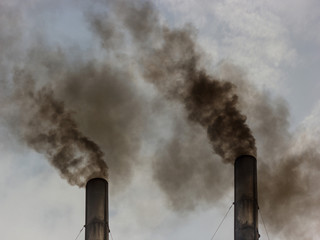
[1,1,320,239]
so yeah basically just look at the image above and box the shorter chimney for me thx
[85,178,109,240]
[234,155,259,240]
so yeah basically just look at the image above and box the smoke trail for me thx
[1,0,320,239]
[1,43,149,187]
[142,30,256,163]
[0,2,149,188]
[9,69,107,186]
[91,2,256,164]
[89,1,320,238]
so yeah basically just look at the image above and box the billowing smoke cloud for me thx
[89,1,320,238]
[9,69,107,187]
[1,42,149,187]
[91,2,257,163]
[141,28,256,163]
[1,0,320,239]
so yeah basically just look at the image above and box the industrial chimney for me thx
[234,155,259,240]
[85,178,109,240]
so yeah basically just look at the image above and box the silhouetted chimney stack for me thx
[85,178,109,240]
[234,155,259,240]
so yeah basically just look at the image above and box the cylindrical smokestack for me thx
[234,155,259,240]
[85,178,109,240]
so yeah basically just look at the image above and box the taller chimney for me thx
[234,155,259,240]
[85,178,109,240]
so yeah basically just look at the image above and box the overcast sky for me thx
[1,1,320,240]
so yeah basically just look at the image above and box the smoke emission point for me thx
[85,178,109,240]
[234,155,259,240]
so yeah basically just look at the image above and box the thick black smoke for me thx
[1,1,320,239]
[141,29,256,163]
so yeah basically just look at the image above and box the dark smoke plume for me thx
[10,69,107,186]
[1,1,320,239]
[93,2,256,163]
[142,35,256,162]
[89,1,320,238]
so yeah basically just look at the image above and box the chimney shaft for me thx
[85,178,109,240]
[234,155,259,240]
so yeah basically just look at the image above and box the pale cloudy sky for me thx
[0,1,320,240]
